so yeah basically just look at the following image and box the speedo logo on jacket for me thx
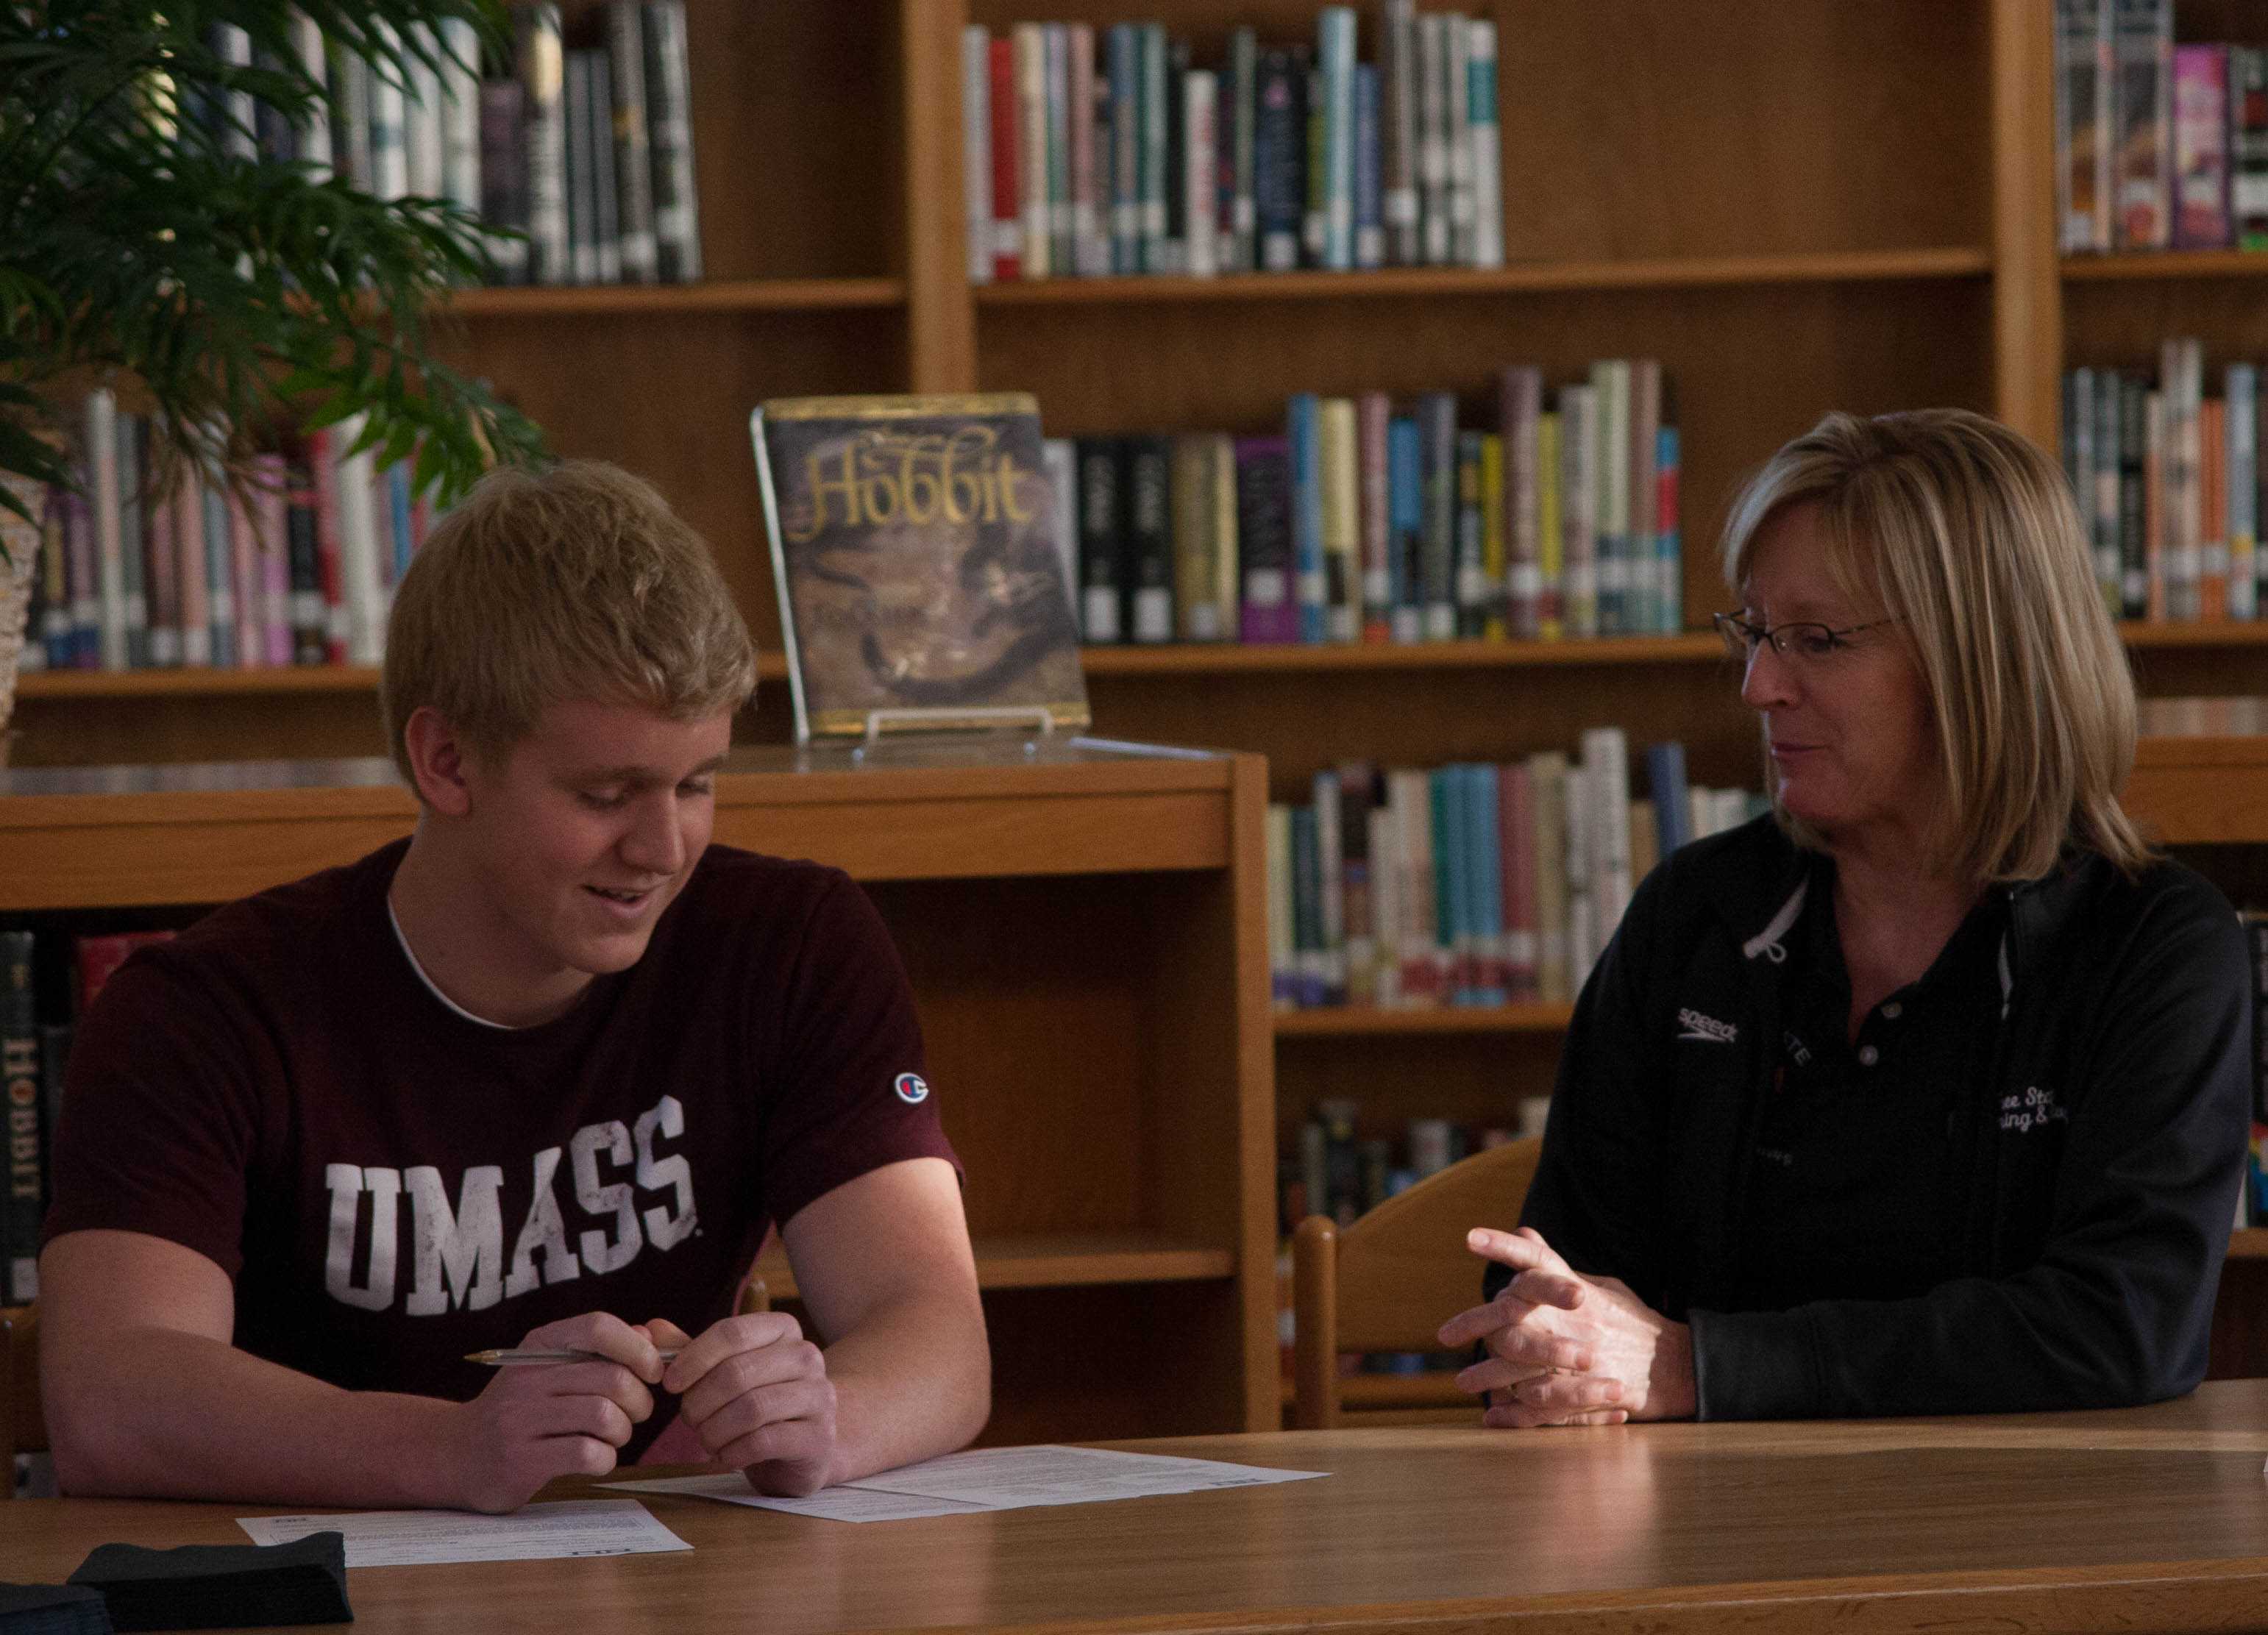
[320,1093,697,1315]
[1676,1007,1738,1044]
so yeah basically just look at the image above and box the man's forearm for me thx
[50,1326,463,1507]
[818,1289,990,1485]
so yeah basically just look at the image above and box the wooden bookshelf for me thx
[0,741,1279,1447]
[441,277,907,316]
[1273,1005,1574,1039]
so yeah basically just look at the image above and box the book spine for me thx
[2090,366,2122,617]
[1357,392,1393,641]
[1319,7,1357,271]
[1454,429,1486,638]
[330,43,373,192]
[1161,36,1188,274]
[1631,358,1662,633]
[146,469,180,666]
[1256,47,1302,271]
[405,22,444,200]
[1184,65,1217,277]
[1237,435,1297,644]
[517,4,568,282]
[1529,752,1570,1002]
[1561,385,1598,638]
[1068,24,1101,277]
[605,4,656,282]
[478,79,528,284]
[1,930,38,1303]
[284,441,325,664]
[1106,24,1139,274]
[1302,53,1326,268]
[1172,435,1215,641]
[36,488,67,670]
[1353,62,1383,270]
[962,27,993,284]
[85,388,124,669]
[1320,397,1359,643]
[174,460,210,666]
[224,479,259,666]
[1657,416,1682,633]
[1041,436,1078,615]
[1382,0,1420,266]
[199,467,231,666]
[331,415,385,663]
[565,49,597,284]
[1480,432,1504,640]
[2236,47,2268,249]
[2119,371,2149,616]
[1336,764,1376,1005]
[2145,386,2166,620]
[1209,433,1240,641]
[117,413,149,668]
[1418,392,1457,640]
[1499,763,1538,1001]
[1288,393,1326,642]
[63,491,97,669]
[992,35,1024,280]
[2173,44,2232,249]
[2203,394,2230,620]
[1229,26,1259,272]
[590,49,622,282]
[1593,359,1631,635]
[1444,15,1472,265]
[644,0,702,281]
[1647,740,1692,856]
[1313,770,1347,1003]
[2057,0,2108,252]
[1467,765,1506,1004]
[1012,24,1051,279]
[1076,437,1123,643]
[1268,805,1295,1008]
[1140,24,1168,272]
[2233,363,2259,620]
[1465,19,1503,268]
[1501,366,1542,639]
[1387,413,1422,644]
[2113,0,2172,251]
[1045,24,1073,277]
[441,17,484,220]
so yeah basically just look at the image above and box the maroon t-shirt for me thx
[45,839,955,1459]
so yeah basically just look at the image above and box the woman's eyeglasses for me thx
[1712,612,1894,663]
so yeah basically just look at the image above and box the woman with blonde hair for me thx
[1441,409,2250,1423]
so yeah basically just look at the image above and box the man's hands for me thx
[445,1308,842,1511]
[1437,1226,1697,1429]
[447,1313,669,1514]
[657,1311,839,1497]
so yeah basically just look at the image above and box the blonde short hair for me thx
[1721,409,2147,883]
[383,461,757,785]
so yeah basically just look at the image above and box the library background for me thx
[13,0,2268,1469]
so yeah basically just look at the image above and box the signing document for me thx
[608,1444,1328,1522]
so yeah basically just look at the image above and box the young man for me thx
[38,462,989,1512]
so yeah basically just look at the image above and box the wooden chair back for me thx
[1290,1137,1541,1430]
[1,1304,41,1496]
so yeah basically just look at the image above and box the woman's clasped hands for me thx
[1437,1227,1698,1428]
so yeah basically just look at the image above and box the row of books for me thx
[1042,363,1681,649]
[1283,1100,1549,1237]
[2062,341,2268,622]
[1267,732,1767,1014]
[2055,0,2268,253]
[190,4,701,287]
[19,392,437,675]
[961,2,1503,283]
[1,930,170,1306]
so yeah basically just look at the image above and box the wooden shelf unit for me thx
[0,742,1279,1447]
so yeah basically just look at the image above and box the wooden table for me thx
[10,1381,2268,1633]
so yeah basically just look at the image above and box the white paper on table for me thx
[605,1445,1325,1523]
[607,1473,991,1522]
[236,1497,692,1567]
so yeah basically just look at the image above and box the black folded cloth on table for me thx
[0,1583,113,1635]
[65,1531,349,1631]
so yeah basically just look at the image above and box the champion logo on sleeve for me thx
[1675,1008,1738,1044]
[894,1072,931,1105]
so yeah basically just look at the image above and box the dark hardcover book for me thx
[2118,370,2148,618]
[1162,35,1189,273]
[752,393,1087,742]
[1076,436,1126,644]
[2,930,38,1305]
[2111,0,2172,250]
[1255,47,1302,272]
[1227,25,1258,271]
[2235,46,2268,250]
[644,0,703,282]
[1123,433,1174,643]
[1235,434,1295,644]
[478,79,529,284]
[116,414,149,669]
[38,1024,69,1217]
[606,0,658,282]
[516,2,569,284]
[1454,429,1486,638]
[282,445,327,666]
[1289,805,1322,1011]
[564,49,597,285]
[1106,24,1140,275]
[589,49,622,282]
[1336,761,1378,1004]
[1353,60,1382,269]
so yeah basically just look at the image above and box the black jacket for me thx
[1503,816,2251,1419]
